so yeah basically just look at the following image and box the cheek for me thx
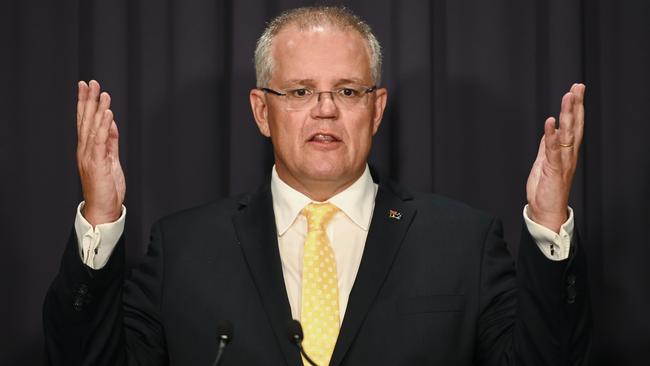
[346,120,375,154]
[270,115,306,152]
[267,108,289,135]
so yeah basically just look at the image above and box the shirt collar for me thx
[270,164,378,236]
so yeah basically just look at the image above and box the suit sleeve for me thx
[43,223,168,366]
[474,218,591,365]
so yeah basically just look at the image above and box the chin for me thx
[300,160,349,182]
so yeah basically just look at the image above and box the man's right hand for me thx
[76,80,126,227]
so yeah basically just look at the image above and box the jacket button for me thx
[73,296,84,311]
[566,273,576,286]
[73,284,90,311]
[566,284,576,304]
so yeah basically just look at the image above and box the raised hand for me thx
[76,80,126,226]
[526,83,585,233]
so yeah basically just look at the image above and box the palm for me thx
[526,83,585,232]
[76,80,126,226]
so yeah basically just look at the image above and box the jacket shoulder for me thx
[375,170,495,226]
[408,191,496,227]
[155,193,251,231]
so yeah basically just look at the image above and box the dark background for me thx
[1,0,648,365]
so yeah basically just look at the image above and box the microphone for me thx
[211,320,234,366]
[287,319,319,366]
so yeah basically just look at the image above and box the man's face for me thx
[250,25,387,198]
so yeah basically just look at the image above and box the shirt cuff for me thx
[523,205,574,261]
[74,202,126,269]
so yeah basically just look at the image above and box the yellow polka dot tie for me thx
[301,202,341,366]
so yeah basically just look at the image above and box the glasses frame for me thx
[260,85,377,110]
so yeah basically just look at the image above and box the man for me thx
[44,6,589,366]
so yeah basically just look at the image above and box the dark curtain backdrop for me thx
[1,0,648,365]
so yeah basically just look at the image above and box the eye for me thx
[289,88,312,98]
[338,88,360,98]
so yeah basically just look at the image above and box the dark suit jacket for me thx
[44,174,590,365]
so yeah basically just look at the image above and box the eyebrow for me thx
[284,79,317,86]
[335,78,367,85]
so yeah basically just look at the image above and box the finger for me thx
[107,120,120,159]
[76,81,89,136]
[84,91,112,156]
[79,80,102,152]
[571,83,586,147]
[93,92,111,132]
[535,134,546,161]
[570,83,584,119]
[557,92,575,145]
[91,109,113,160]
[570,83,585,102]
[544,117,562,166]
[527,134,546,200]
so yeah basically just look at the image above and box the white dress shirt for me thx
[271,165,377,320]
[74,164,574,319]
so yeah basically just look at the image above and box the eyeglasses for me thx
[260,85,377,110]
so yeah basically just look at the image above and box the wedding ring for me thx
[559,143,574,148]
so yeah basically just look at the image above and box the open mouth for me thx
[308,133,341,143]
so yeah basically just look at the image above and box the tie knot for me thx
[302,202,340,231]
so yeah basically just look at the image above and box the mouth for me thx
[307,132,342,143]
[306,132,342,150]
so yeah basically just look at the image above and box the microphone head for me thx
[287,319,304,343]
[216,320,234,343]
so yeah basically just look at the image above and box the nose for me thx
[312,91,338,118]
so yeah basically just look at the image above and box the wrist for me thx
[527,207,568,234]
[81,204,121,227]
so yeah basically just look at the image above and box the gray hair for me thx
[254,6,382,87]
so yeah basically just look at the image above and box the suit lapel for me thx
[232,184,298,366]
[330,182,416,366]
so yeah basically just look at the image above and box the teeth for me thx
[313,134,336,142]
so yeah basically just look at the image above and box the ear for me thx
[250,89,271,137]
[371,87,388,135]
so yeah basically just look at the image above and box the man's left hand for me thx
[526,83,585,233]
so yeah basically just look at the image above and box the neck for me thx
[275,166,365,202]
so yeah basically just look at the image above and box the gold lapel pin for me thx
[388,209,402,220]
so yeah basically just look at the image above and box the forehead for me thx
[270,24,372,85]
